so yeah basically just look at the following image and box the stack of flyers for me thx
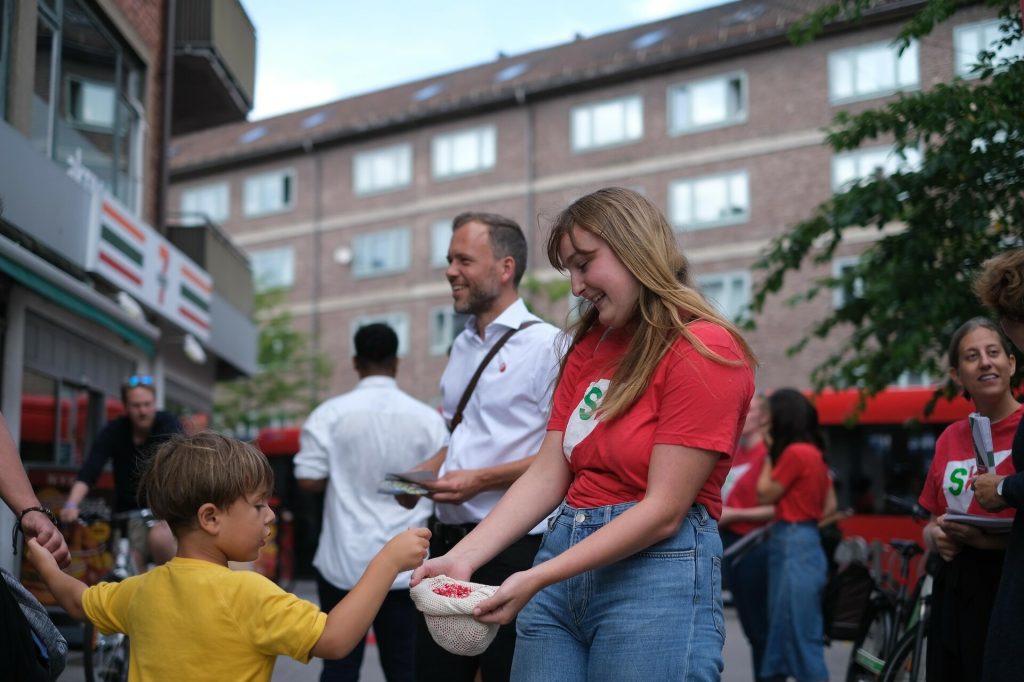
[377,470,437,496]
[969,412,995,473]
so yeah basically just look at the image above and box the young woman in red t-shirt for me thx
[756,388,832,682]
[411,187,757,680]
[918,317,1019,682]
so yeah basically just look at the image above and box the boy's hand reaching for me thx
[380,528,431,573]
[25,537,59,575]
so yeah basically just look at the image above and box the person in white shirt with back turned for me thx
[295,323,446,682]
[399,212,562,682]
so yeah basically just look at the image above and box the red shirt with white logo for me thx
[722,440,769,535]
[548,321,755,519]
[771,442,830,523]
[918,406,1022,518]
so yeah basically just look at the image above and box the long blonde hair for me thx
[547,187,758,420]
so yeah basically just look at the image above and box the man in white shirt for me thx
[408,212,562,682]
[295,323,446,682]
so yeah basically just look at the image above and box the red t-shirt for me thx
[547,320,755,519]
[722,440,769,535]
[771,442,830,523]
[918,407,1022,518]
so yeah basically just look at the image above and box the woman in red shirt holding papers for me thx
[412,187,756,681]
[756,388,832,682]
[917,317,1019,682]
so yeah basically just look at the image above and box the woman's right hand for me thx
[410,553,474,587]
[930,516,963,562]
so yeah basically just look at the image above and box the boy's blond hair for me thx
[974,248,1024,322]
[137,431,274,532]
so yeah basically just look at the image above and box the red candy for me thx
[432,582,472,598]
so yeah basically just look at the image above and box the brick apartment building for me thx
[167,0,1011,406]
[0,0,258,571]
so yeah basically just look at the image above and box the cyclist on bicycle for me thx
[60,375,181,566]
[918,318,1017,682]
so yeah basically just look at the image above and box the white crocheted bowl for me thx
[410,575,499,656]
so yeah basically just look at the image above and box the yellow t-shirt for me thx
[82,557,327,682]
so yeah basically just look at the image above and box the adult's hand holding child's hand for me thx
[22,516,70,568]
[25,537,59,574]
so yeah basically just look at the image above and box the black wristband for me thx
[11,506,59,556]
[18,506,59,527]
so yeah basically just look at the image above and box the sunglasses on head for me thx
[126,375,154,387]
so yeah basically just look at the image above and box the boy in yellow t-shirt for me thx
[26,431,430,682]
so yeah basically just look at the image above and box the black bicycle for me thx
[845,496,931,682]
[77,510,153,682]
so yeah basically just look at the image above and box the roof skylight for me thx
[631,29,669,50]
[238,126,268,144]
[494,61,530,82]
[301,111,329,129]
[412,82,447,102]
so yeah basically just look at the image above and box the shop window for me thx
[19,369,105,467]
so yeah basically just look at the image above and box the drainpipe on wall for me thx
[156,0,176,231]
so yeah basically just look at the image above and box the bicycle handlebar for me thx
[883,495,930,521]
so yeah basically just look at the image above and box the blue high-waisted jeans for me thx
[510,501,725,681]
[761,521,829,682]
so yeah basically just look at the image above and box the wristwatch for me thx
[997,478,1006,497]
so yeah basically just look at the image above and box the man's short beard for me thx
[456,283,501,316]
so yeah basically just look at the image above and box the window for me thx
[831,145,922,191]
[954,19,1024,78]
[432,125,496,178]
[351,313,409,356]
[353,143,412,194]
[829,40,919,102]
[29,0,146,211]
[352,227,411,278]
[571,95,643,151]
[895,369,932,387]
[669,171,750,230]
[180,182,230,225]
[667,73,747,134]
[243,169,294,217]
[696,271,750,322]
[431,220,451,267]
[249,246,295,292]
[429,306,470,355]
[832,256,864,308]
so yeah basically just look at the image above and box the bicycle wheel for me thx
[83,621,130,682]
[846,606,892,682]
[881,623,927,682]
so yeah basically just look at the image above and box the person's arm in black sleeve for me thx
[999,472,1024,509]
[61,422,115,522]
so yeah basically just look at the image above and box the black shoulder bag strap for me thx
[448,320,540,433]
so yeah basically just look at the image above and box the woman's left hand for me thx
[473,570,544,625]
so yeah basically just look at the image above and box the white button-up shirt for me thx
[437,298,563,531]
[294,376,447,590]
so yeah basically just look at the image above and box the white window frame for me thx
[353,143,412,195]
[428,306,471,356]
[352,227,411,279]
[668,170,750,231]
[828,40,919,103]
[249,245,296,292]
[695,270,751,322]
[570,94,644,152]
[243,168,295,218]
[831,145,922,192]
[431,125,496,179]
[832,255,864,309]
[667,71,748,135]
[66,76,116,131]
[350,312,409,357]
[179,182,230,225]
[430,220,451,268]
[953,19,1024,78]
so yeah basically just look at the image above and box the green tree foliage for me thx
[213,287,332,432]
[749,0,1023,401]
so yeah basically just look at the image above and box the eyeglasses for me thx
[126,375,154,387]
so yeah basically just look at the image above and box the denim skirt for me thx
[761,521,829,682]
[510,500,725,682]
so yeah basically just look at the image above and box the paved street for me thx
[58,578,851,681]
